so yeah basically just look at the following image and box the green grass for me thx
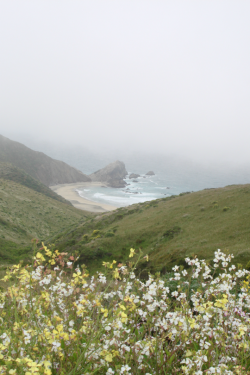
[49,184,250,274]
[0,162,71,205]
[0,178,93,263]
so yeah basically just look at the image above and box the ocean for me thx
[11,138,250,209]
[74,153,250,208]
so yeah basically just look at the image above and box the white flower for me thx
[98,274,107,284]
[52,341,61,352]
[106,369,115,374]
[121,364,131,373]
[171,291,178,297]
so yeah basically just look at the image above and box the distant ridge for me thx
[0,135,91,186]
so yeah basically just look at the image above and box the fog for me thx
[1,1,250,164]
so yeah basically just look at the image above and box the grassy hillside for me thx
[0,162,71,205]
[49,184,250,274]
[0,178,93,263]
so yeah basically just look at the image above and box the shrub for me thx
[163,225,181,240]
[105,232,115,238]
[92,230,101,236]
[115,214,124,220]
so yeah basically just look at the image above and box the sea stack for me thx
[89,161,128,188]
[129,173,140,179]
[146,171,155,176]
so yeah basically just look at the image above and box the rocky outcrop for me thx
[129,173,140,179]
[0,135,91,186]
[146,171,155,176]
[89,161,127,188]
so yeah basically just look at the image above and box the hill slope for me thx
[0,135,91,186]
[0,162,71,205]
[49,184,250,274]
[0,178,93,263]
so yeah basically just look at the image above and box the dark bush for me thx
[163,226,181,240]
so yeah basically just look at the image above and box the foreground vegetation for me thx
[1,243,250,374]
[49,184,250,274]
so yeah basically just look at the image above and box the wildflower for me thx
[171,291,178,297]
[51,341,61,352]
[113,268,121,279]
[129,248,135,258]
[121,365,131,373]
[106,369,115,374]
[105,353,113,362]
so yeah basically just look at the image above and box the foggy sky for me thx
[0,1,250,162]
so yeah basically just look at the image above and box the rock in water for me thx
[146,171,155,176]
[89,161,127,188]
[129,173,140,179]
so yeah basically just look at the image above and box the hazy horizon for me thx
[1,1,250,164]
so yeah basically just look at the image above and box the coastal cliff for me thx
[89,160,127,188]
[0,135,91,186]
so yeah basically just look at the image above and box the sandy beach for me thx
[50,182,117,213]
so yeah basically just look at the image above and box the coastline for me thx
[50,182,117,213]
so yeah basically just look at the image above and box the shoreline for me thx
[50,182,117,213]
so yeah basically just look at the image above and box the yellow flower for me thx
[43,361,51,368]
[214,294,228,310]
[238,324,247,336]
[113,268,121,279]
[129,248,135,258]
[105,353,113,362]
[119,311,128,323]
[188,318,196,329]
[102,261,110,268]
[101,308,108,317]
